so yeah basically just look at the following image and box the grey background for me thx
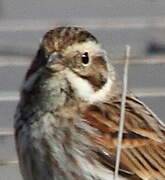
[0,0,165,179]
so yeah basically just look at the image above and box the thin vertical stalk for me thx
[114,45,130,180]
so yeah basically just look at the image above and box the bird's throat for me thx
[65,70,112,103]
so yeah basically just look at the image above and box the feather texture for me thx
[83,95,165,179]
[14,26,165,180]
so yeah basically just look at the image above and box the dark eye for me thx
[81,52,89,65]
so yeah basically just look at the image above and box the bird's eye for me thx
[81,52,89,65]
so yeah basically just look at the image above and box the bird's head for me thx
[25,27,116,103]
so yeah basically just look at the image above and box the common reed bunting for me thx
[14,27,165,180]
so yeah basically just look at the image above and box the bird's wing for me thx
[83,94,165,180]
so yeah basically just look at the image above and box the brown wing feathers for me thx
[83,96,165,179]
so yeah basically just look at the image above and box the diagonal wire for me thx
[113,45,130,180]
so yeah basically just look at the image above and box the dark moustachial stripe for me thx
[72,70,107,91]
[80,74,107,90]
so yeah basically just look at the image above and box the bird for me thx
[14,26,165,180]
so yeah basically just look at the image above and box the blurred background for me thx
[0,0,165,179]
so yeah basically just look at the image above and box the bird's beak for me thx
[46,52,65,72]
[46,52,60,67]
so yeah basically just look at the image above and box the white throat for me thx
[66,70,112,103]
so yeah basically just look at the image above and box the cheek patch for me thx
[65,70,112,103]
